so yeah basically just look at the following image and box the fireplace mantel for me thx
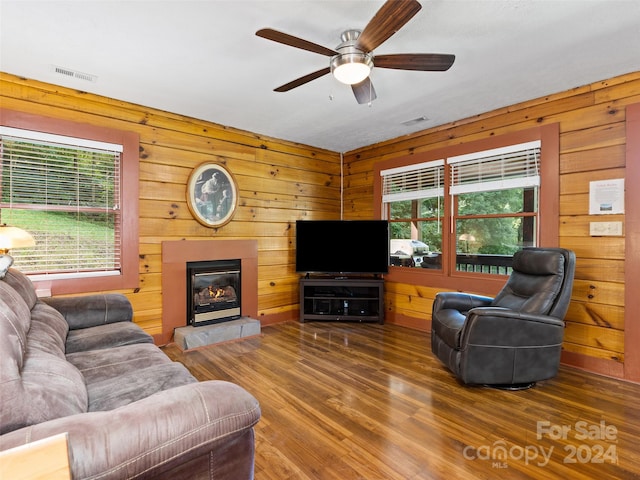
[160,239,258,344]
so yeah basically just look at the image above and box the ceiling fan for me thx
[256,0,455,104]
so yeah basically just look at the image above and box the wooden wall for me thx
[342,71,640,382]
[0,72,342,334]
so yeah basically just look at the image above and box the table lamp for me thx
[0,224,36,255]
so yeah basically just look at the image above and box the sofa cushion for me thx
[9,349,88,431]
[0,282,30,365]
[1,302,87,433]
[28,302,70,358]
[87,362,197,411]
[67,343,174,385]
[1,268,38,311]
[1,277,88,435]
[65,321,154,354]
[42,293,134,330]
[67,343,197,411]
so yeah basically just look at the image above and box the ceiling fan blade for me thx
[357,0,422,53]
[351,77,377,104]
[274,67,331,92]
[256,28,338,56]
[374,53,455,71]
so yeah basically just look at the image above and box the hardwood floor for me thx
[162,322,640,480]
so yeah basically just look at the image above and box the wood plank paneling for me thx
[560,168,626,195]
[565,301,624,330]
[560,145,626,174]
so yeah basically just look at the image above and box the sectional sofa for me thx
[0,256,260,479]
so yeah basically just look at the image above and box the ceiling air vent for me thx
[52,65,97,83]
[401,116,429,127]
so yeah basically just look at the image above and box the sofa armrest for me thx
[42,293,133,330]
[0,381,261,479]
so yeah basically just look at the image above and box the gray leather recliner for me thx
[430,247,576,389]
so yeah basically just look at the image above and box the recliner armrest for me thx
[461,307,565,347]
[432,291,493,314]
[468,307,565,326]
[42,293,133,330]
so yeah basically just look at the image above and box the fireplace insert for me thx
[186,259,241,327]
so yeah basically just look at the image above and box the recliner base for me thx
[485,382,536,391]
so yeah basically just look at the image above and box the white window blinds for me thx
[449,140,541,195]
[0,127,122,275]
[381,159,445,203]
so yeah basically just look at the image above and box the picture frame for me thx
[186,162,238,228]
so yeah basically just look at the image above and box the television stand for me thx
[299,276,384,324]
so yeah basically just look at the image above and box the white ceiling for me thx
[1,0,639,153]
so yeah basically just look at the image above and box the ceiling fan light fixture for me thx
[331,53,373,85]
[258,0,454,101]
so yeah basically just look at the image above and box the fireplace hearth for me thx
[187,259,241,327]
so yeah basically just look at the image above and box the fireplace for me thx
[187,259,241,327]
[161,239,258,345]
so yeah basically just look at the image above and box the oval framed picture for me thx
[186,162,238,228]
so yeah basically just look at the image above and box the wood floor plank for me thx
[162,322,640,479]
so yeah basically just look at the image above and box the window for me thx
[382,160,444,269]
[377,125,558,282]
[0,109,139,294]
[1,127,122,277]
[450,141,540,273]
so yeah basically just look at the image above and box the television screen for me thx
[295,220,389,275]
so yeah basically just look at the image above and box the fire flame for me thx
[208,286,225,298]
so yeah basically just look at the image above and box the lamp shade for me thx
[0,225,36,253]
[331,53,373,85]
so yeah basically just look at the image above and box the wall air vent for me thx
[52,65,98,83]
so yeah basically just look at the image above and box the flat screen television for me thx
[295,220,389,275]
